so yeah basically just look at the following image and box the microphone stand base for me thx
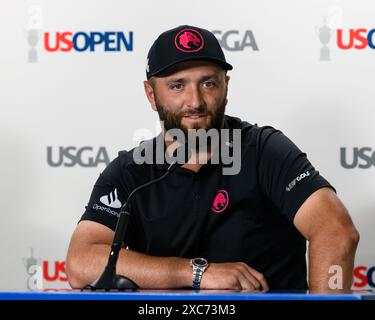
[82,275,139,292]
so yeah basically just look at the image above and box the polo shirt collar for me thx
[154,115,234,171]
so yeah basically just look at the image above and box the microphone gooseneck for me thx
[83,145,189,291]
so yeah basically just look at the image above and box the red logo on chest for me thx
[211,189,229,214]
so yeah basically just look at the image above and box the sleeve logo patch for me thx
[286,171,310,192]
[99,188,122,208]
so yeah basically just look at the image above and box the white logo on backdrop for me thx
[22,248,43,290]
[26,5,43,63]
[146,58,150,73]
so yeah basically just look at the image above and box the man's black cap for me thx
[146,25,233,79]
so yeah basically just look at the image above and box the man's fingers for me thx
[236,272,257,291]
[208,262,269,291]
[238,264,268,291]
[247,266,269,291]
[233,266,262,291]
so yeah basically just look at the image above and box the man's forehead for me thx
[154,60,225,81]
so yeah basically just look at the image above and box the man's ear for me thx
[225,75,230,85]
[144,80,157,111]
[224,75,230,105]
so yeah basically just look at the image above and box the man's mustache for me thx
[181,110,209,117]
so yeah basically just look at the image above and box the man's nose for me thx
[186,85,205,110]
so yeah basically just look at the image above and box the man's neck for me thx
[162,121,224,173]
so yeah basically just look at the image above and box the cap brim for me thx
[150,56,233,78]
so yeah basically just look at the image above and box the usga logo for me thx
[340,147,375,169]
[47,146,110,167]
[44,31,133,52]
[212,30,259,51]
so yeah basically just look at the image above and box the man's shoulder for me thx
[117,148,136,168]
[225,114,280,147]
[115,142,152,168]
[111,135,161,172]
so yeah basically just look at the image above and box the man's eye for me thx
[170,83,183,90]
[203,81,216,88]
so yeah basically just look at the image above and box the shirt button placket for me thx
[192,174,201,212]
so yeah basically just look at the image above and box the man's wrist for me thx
[171,257,193,288]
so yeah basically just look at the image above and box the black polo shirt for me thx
[80,115,334,290]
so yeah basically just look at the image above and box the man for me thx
[66,25,359,291]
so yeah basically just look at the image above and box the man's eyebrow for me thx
[166,74,221,84]
[166,78,186,84]
[200,74,220,81]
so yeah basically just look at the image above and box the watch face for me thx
[193,258,208,267]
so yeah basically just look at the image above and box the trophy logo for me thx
[316,7,343,62]
[26,5,43,63]
[316,16,333,61]
[22,247,43,290]
[27,29,40,63]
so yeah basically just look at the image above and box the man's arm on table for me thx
[294,187,360,291]
[66,220,268,291]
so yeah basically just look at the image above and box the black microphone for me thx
[83,143,191,291]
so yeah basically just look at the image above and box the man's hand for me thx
[200,262,269,291]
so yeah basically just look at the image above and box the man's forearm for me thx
[308,233,359,291]
[67,244,192,289]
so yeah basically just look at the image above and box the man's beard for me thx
[155,93,227,136]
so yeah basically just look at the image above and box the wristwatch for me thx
[189,257,209,290]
